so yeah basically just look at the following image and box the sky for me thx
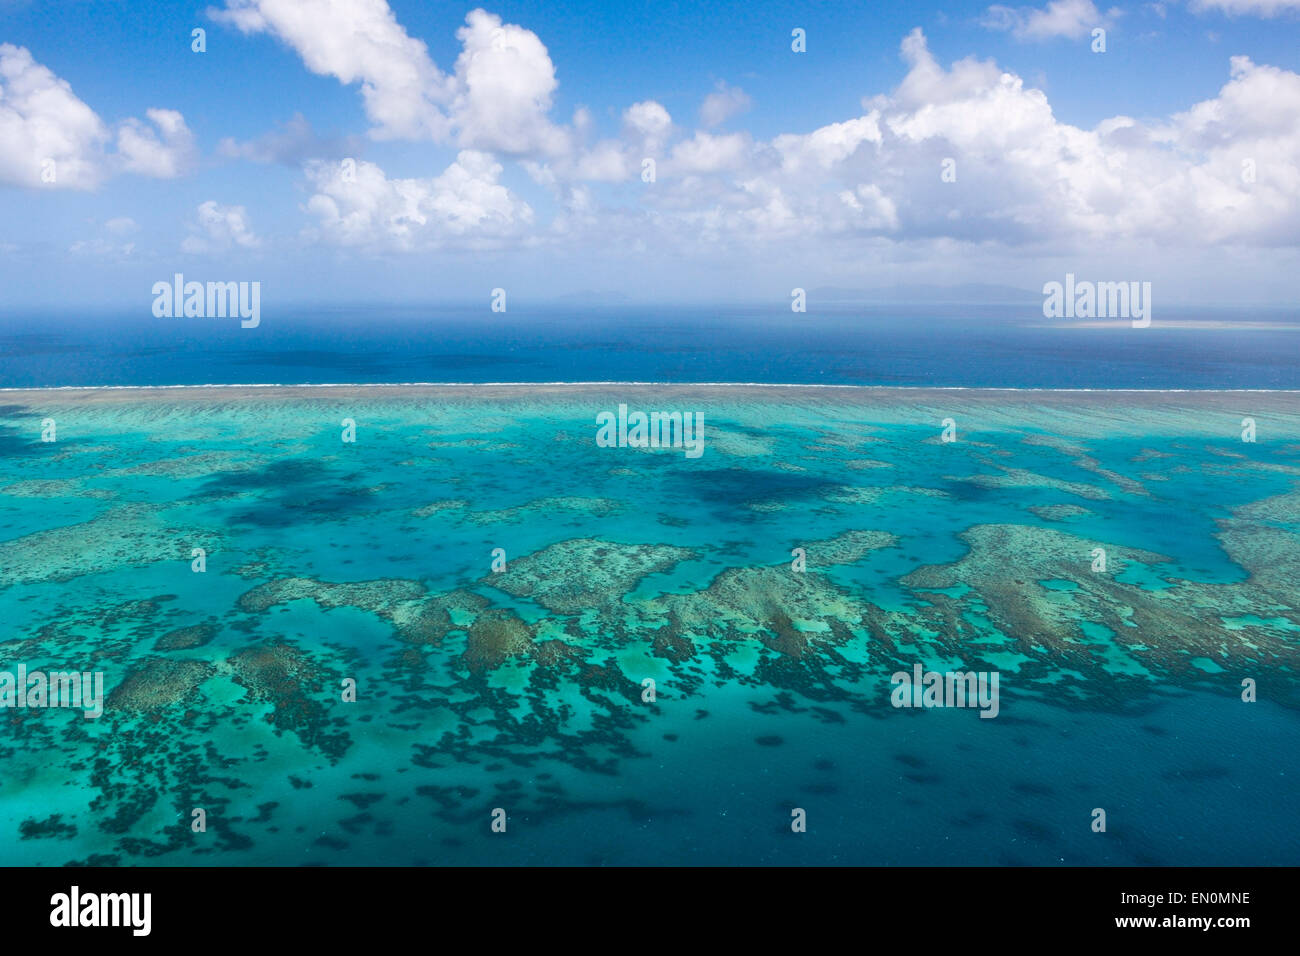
[0,0,1298,309]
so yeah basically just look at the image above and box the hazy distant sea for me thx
[3,304,1299,389]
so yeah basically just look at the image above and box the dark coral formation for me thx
[154,623,219,651]
[227,642,352,760]
[108,658,215,712]
[463,610,533,673]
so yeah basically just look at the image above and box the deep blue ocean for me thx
[2,304,1299,388]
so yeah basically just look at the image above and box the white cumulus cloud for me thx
[1190,0,1300,13]
[301,152,534,251]
[116,108,198,179]
[210,0,454,140]
[982,0,1118,40]
[699,81,752,128]
[0,44,195,188]
[182,201,262,254]
[211,2,569,155]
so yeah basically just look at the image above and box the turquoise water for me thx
[0,386,1297,865]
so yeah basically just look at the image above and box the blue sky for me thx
[1,0,1298,308]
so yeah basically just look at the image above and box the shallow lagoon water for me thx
[0,385,1297,865]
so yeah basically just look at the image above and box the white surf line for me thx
[3,382,1300,394]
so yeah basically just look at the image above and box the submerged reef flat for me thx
[487,538,696,614]
[0,385,1298,866]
